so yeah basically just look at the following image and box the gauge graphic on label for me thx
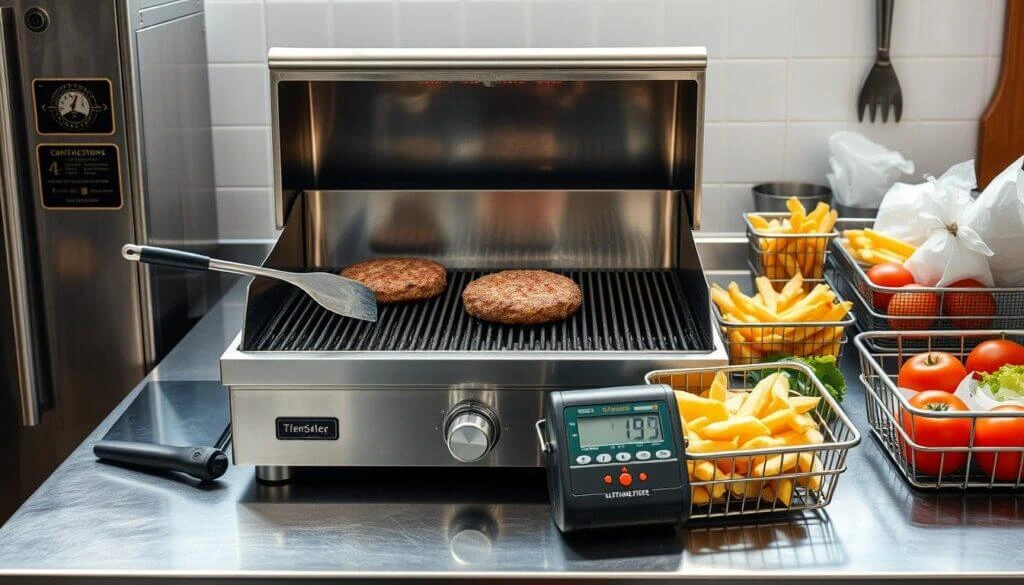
[42,83,108,131]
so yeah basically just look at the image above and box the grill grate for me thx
[245,270,706,352]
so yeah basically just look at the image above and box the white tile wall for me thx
[205,0,1008,237]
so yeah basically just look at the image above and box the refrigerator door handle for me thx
[0,9,42,427]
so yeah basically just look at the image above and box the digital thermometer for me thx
[537,385,689,533]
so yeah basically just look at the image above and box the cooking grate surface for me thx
[245,270,706,352]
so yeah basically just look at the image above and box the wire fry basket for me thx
[645,363,860,520]
[855,330,1024,490]
[712,300,855,365]
[745,212,838,289]
[829,219,1024,350]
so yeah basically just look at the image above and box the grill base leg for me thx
[256,465,292,484]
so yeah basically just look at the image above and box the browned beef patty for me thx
[462,270,582,325]
[341,257,447,304]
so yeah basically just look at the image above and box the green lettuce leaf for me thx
[980,365,1024,401]
[746,354,846,404]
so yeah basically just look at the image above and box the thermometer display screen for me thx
[577,414,662,447]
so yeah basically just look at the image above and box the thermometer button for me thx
[596,453,612,463]
[615,452,631,462]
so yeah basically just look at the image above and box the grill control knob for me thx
[445,407,496,463]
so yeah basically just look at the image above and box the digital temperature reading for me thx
[577,414,662,447]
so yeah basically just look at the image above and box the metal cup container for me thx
[751,183,832,213]
[645,363,860,520]
[855,330,1024,490]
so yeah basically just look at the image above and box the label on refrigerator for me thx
[33,78,115,135]
[37,144,123,209]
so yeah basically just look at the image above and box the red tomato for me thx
[974,405,1024,483]
[867,263,916,311]
[897,352,968,393]
[900,391,971,476]
[888,285,939,330]
[942,279,996,329]
[964,339,1024,376]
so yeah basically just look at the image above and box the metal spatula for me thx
[857,0,903,123]
[122,244,378,322]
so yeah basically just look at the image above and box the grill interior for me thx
[245,269,707,352]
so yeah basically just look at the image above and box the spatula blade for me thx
[293,272,378,322]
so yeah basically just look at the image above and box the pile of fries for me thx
[678,371,827,507]
[710,273,853,363]
[841,228,917,265]
[748,197,839,281]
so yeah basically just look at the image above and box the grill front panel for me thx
[246,269,707,352]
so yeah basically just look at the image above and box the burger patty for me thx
[341,257,447,304]
[462,270,582,325]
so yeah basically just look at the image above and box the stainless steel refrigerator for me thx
[0,0,219,520]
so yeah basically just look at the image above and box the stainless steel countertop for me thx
[1,277,1022,583]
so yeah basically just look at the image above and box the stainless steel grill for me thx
[246,269,704,353]
[222,48,728,472]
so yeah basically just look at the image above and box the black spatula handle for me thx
[94,440,228,482]
[122,244,210,271]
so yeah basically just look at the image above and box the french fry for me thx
[688,438,741,454]
[749,453,799,477]
[843,227,916,266]
[755,276,780,312]
[676,390,730,423]
[777,273,805,309]
[863,228,917,257]
[740,434,788,450]
[692,485,711,505]
[738,373,785,417]
[692,460,721,482]
[728,283,779,322]
[789,396,821,414]
[685,416,710,434]
[774,478,794,506]
[708,372,728,403]
[701,416,771,444]
[760,407,797,433]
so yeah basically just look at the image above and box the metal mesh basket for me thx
[829,219,1024,350]
[855,330,1024,490]
[745,212,838,289]
[645,363,860,520]
[713,299,855,365]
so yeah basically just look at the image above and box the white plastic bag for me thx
[826,131,914,208]
[901,177,994,286]
[873,160,976,247]
[961,156,1024,286]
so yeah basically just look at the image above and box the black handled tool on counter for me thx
[94,440,229,482]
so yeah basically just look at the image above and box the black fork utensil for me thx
[858,0,903,123]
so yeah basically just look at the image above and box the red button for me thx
[618,472,633,487]
[603,474,612,484]
[639,472,648,481]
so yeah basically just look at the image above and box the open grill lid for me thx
[268,47,708,229]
